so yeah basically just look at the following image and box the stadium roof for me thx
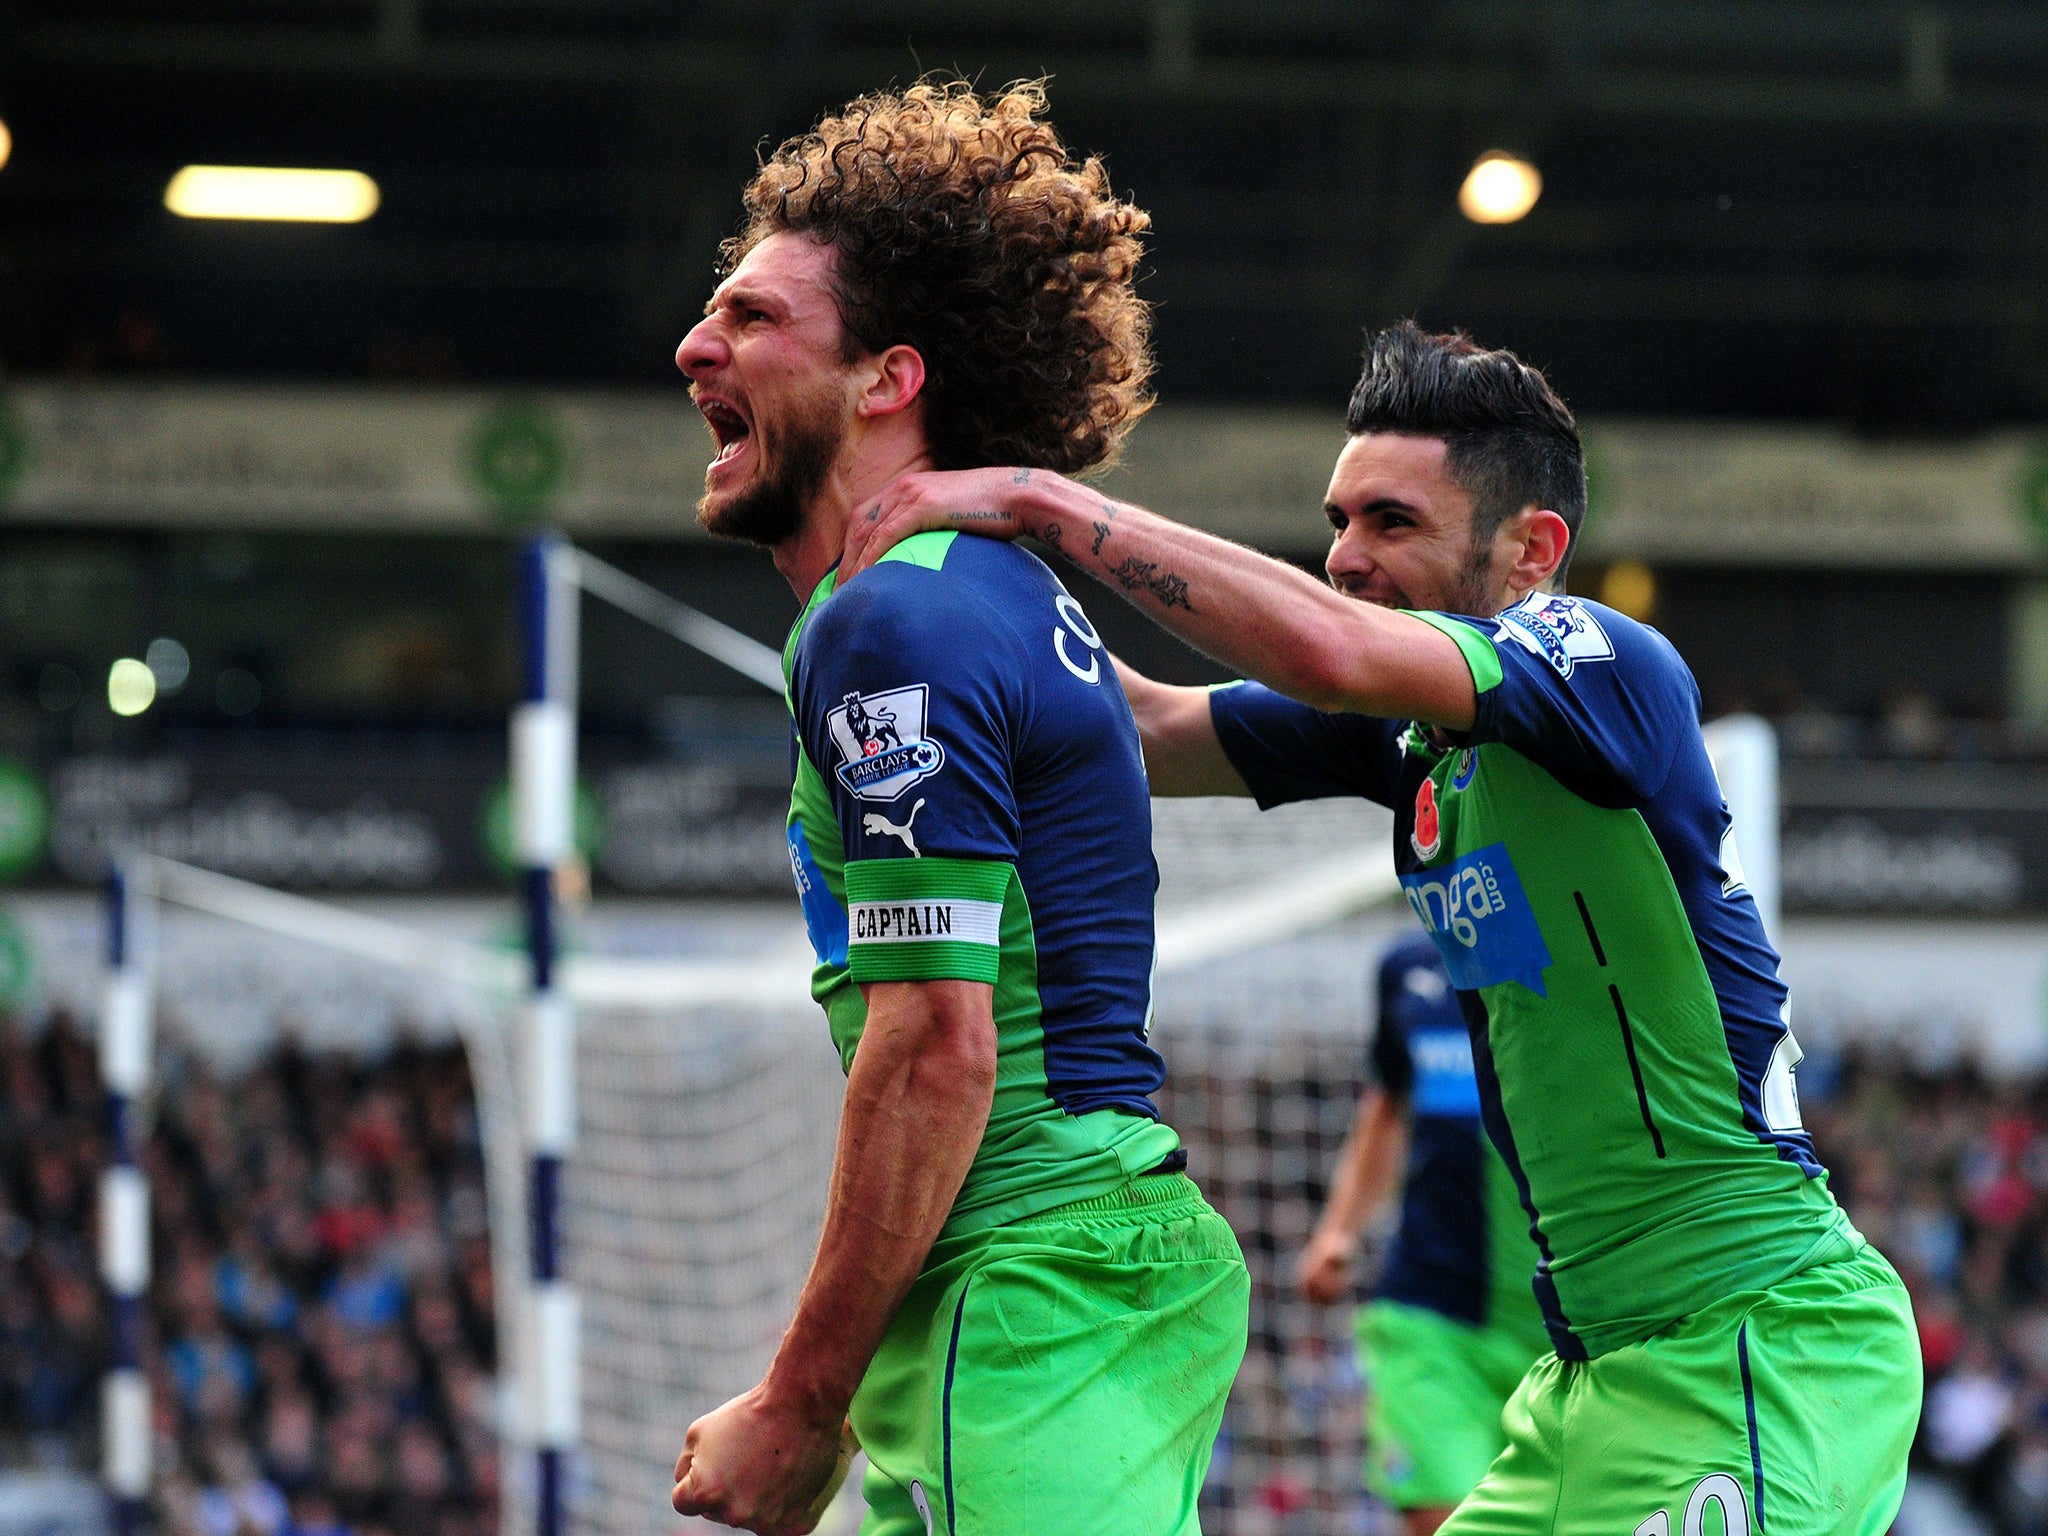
[4,0,2047,427]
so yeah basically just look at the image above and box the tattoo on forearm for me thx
[1100,501,1118,521]
[1151,571,1194,611]
[1011,468,1033,486]
[1090,521,1112,555]
[1041,520,1064,549]
[949,509,1012,525]
[1108,555,1196,612]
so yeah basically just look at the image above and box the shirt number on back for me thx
[1053,592,1102,685]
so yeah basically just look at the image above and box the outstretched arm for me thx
[1112,657,1249,797]
[1296,1086,1408,1304]
[672,979,995,1535]
[842,467,1476,728]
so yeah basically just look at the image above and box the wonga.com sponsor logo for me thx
[1400,842,1553,996]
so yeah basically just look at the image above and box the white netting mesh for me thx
[99,789,1405,1536]
[567,1005,841,1536]
[549,795,1401,1536]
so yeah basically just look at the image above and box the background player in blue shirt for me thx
[1298,934,1544,1535]
[666,82,1248,1536]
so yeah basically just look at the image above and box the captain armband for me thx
[842,857,1013,984]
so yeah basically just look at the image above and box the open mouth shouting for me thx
[694,393,754,481]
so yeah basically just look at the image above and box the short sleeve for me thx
[1413,595,1701,807]
[1369,952,1415,1100]
[792,566,1021,985]
[1208,681,1406,810]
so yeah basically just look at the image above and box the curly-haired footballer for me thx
[669,81,1249,1536]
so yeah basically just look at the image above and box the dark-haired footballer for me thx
[844,323,1921,1536]
[1298,933,1545,1536]
[667,81,1247,1536]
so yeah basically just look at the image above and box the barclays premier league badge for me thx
[827,685,946,802]
[1494,594,1615,678]
[1400,842,1553,997]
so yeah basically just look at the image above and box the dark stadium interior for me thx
[5,0,2048,765]
[7,1,2048,425]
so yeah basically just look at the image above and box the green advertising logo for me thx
[480,779,605,878]
[468,400,570,526]
[0,761,48,883]
[0,399,28,502]
[2018,442,2048,554]
[0,909,33,1013]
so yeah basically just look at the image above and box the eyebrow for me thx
[703,285,777,318]
[1327,496,1424,521]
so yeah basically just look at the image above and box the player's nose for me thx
[675,317,728,378]
[1325,529,1375,586]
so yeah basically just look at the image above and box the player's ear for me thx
[856,344,926,420]
[1505,506,1571,594]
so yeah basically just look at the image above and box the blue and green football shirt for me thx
[783,531,1181,1237]
[1373,933,1547,1352]
[1212,591,1857,1360]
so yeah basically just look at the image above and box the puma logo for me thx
[910,1479,934,1533]
[862,798,925,857]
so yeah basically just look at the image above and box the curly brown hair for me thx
[722,79,1154,476]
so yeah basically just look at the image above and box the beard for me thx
[1447,532,1502,615]
[695,384,847,548]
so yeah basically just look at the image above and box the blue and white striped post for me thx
[513,535,581,1536]
[99,861,152,1536]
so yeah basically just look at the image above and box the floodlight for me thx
[108,659,157,717]
[1459,152,1542,225]
[164,165,380,223]
[1599,560,1658,620]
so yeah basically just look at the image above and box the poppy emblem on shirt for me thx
[1411,776,1442,860]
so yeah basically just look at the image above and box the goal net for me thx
[558,793,1403,1536]
[83,790,1400,1536]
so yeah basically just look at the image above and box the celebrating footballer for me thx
[668,81,1250,1535]
[847,324,1923,1534]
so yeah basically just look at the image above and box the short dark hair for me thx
[1345,321,1585,575]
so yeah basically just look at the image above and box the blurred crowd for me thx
[1815,1051,2048,1536]
[15,1010,2048,1534]
[0,1013,501,1536]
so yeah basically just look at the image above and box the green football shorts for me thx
[1440,1244,1921,1536]
[849,1171,1249,1535]
[1357,1299,1545,1510]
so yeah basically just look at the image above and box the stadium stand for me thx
[14,995,2048,1534]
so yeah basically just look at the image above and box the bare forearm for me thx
[761,981,994,1425]
[1022,476,1474,726]
[1313,1090,1407,1243]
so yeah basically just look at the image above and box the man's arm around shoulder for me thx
[672,979,995,1535]
[844,467,1478,729]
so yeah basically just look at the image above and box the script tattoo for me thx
[1109,556,1196,612]
[1090,520,1112,555]
[950,509,1011,525]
